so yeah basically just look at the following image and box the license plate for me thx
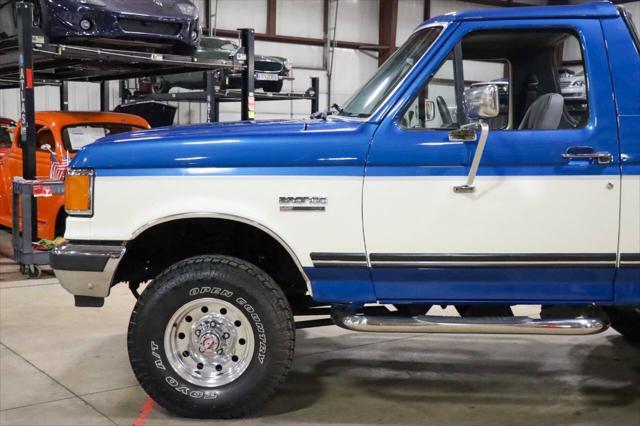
[255,72,279,81]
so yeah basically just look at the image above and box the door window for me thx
[402,57,510,130]
[401,29,588,131]
[36,128,55,151]
[15,124,55,150]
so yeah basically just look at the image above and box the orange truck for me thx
[0,111,149,240]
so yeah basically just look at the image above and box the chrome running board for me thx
[331,306,608,335]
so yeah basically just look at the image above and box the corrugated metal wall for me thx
[1,0,639,123]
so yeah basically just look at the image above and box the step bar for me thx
[331,306,608,335]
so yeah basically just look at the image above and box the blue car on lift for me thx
[0,0,201,54]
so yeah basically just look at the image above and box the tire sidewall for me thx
[128,258,291,415]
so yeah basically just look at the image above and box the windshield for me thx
[201,37,238,52]
[62,123,145,152]
[338,26,443,118]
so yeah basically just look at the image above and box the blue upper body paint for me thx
[72,118,375,175]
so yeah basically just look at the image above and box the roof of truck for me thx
[420,1,619,27]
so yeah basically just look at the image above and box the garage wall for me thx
[201,0,380,124]
[1,0,639,124]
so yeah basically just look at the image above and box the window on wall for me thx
[401,29,589,131]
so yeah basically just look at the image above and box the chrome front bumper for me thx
[51,242,126,298]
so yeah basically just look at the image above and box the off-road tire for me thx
[127,255,295,418]
[608,306,640,343]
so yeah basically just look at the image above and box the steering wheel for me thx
[436,96,453,127]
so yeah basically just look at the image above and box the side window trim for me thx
[452,43,467,126]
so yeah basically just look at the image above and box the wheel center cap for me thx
[199,333,220,353]
[192,314,235,358]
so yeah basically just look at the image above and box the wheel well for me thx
[114,217,310,304]
[55,208,67,238]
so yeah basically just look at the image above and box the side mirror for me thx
[40,143,54,154]
[425,100,436,122]
[463,84,499,120]
[447,84,498,194]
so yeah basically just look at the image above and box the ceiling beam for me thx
[378,0,398,65]
[210,28,386,51]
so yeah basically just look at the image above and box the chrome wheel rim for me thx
[164,298,255,387]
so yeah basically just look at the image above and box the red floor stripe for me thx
[133,397,155,426]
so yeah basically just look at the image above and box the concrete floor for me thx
[1,263,640,426]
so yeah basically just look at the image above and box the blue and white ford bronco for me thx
[51,2,639,419]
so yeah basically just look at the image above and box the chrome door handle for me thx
[561,152,612,165]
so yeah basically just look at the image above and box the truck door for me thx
[363,20,621,302]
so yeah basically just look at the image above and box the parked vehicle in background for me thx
[151,36,292,93]
[52,2,639,419]
[0,0,201,54]
[559,68,586,100]
[0,117,15,152]
[0,112,149,239]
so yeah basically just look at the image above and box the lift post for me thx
[311,77,320,114]
[206,71,219,123]
[240,28,255,120]
[59,82,69,111]
[16,1,37,240]
[100,81,110,111]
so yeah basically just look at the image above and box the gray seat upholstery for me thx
[518,93,564,130]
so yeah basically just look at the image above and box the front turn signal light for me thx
[65,169,94,216]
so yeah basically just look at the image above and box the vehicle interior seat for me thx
[524,74,540,112]
[436,96,454,127]
[518,93,564,130]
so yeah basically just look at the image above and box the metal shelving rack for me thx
[1,2,322,274]
[121,76,320,122]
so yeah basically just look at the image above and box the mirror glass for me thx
[425,100,436,121]
[463,84,499,120]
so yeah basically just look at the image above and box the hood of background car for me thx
[71,118,376,173]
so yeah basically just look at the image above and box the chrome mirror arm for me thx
[453,121,489,193]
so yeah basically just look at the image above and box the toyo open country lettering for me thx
[51,2,639,419]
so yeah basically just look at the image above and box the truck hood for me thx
[71,118,376,173]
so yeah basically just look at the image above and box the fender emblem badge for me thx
[279,196,327,212]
